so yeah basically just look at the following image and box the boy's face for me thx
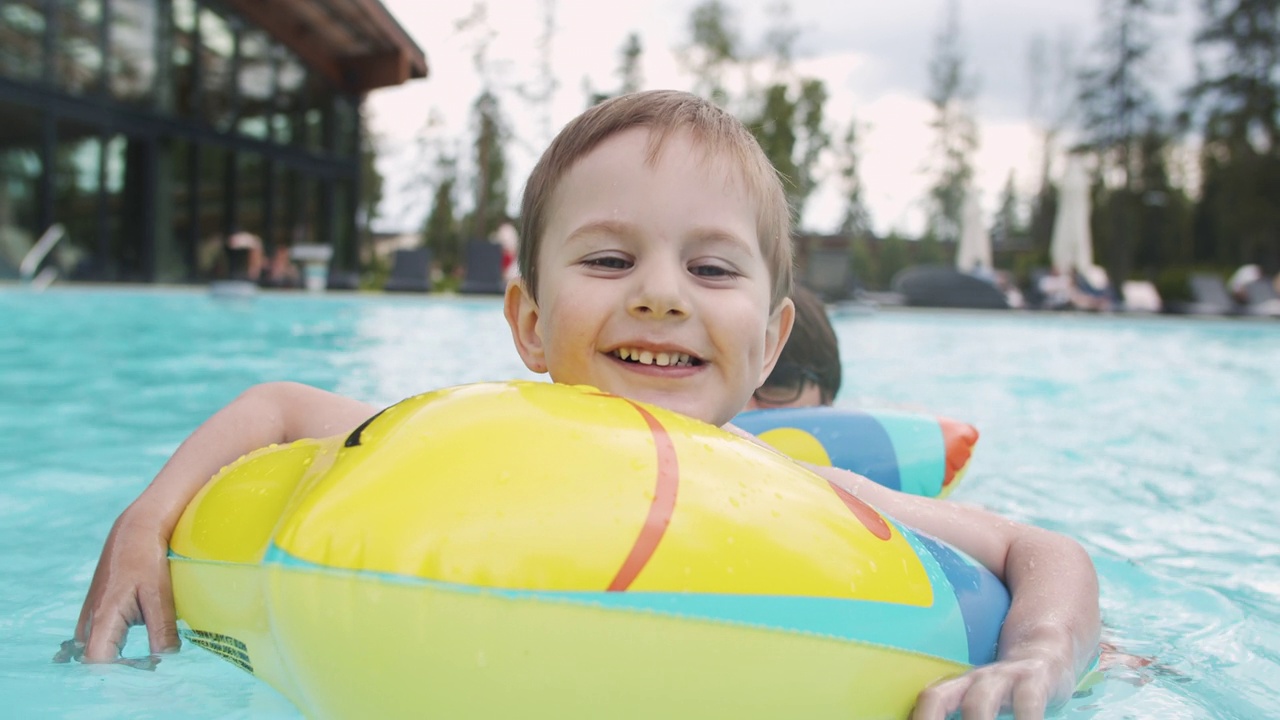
[506,127,793,427]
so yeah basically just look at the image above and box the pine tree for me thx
[1076,0,1170,285]
[1188,0,1280,272]
[924,0,980,245]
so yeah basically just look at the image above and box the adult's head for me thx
[517,90,793,310]
[748,286,841,408]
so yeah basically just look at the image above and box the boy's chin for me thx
[627,390,732,427]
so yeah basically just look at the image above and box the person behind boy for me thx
[745,285,840,409]
[71,90,1099,720]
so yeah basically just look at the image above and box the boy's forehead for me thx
[562,128,751,199]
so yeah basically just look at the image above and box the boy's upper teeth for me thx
[617,348,693,366]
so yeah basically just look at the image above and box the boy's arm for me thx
[809,464,1101,720]
[74,382,377,663]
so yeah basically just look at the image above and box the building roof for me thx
[225,0,428,94]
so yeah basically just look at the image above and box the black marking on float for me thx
[344,408,388,448]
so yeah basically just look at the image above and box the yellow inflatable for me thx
[170,381,1009,719]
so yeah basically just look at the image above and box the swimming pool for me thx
[2,286,1277,718]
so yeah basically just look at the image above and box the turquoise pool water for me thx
[2,287,1278,718]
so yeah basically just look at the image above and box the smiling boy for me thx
[74,90,1099,720]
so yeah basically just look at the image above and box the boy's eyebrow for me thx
[565,219,635,244]
[566,219,756,254]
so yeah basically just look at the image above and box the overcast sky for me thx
[367,0,1198,236]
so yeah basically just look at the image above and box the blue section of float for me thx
[734,408,903,491]
[263,541,975,665]
[910,533,1010,665]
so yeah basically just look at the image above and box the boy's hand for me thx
[911,655,1071,720]
[71,508,180,662]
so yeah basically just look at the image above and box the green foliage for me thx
[358,112,384,242]
[587,33,645,106]
[835,121,873,238]
[422,155,461,275]
[470,91,510,241]
[925,0,979,244]
[1188,0,1280,272]
[1076,0,1171,284]
[681,0,739,105]
[878,233,913,290]
[360,250,390,291]
[747,82,831,221]
[849,236,880,289]
[991,172,1024,248]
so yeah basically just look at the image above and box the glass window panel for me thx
[0,1,47,81]
[236,29,272,139]
[169,0,197,117]
[234,150,265,239]
[331,178,353,267]
[108,0,158,104]
[0,99,44,276]
[54,0,104,95]
[194,143,227,280]
[101,134,130,279]
[332,96,357,158]
[53,119,102,278]
[273,48,305,146]
[154,137,192,282]
[199,6,235,130]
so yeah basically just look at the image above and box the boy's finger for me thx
[73,598,94,644]
[142,581,181,654]
[81,609,129,663]
[910,677,967,719]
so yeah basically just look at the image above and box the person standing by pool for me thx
[70,90,1099,720]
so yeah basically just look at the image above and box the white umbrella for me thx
[955,189,993,274]
[1050,155,1093,277]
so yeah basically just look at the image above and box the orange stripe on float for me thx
[938,416,979,487]
[607,401,680,592]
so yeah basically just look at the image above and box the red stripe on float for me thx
[826,480,893,541]
[607,401,680,592]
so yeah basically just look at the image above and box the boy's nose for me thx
[628,267,690,319]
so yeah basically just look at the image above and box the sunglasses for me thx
[752,364,823,406]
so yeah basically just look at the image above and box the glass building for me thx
[0,0,426,283]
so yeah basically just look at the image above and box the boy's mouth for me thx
[612,347,702,367]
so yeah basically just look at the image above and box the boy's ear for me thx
[758,296,795,385]
[504,279,548,374]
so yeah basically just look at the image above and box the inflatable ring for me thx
[170,381,1009,719]
[733,407,979,498]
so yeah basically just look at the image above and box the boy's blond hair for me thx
[518,90,794,309]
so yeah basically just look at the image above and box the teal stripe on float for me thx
[872,411,946,497]
[263,542,972,665]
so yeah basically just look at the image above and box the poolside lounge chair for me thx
[1121,281,1162,313]
[1176,274,1237,316]
[459,239,505,295]
[1241,278,1280,318]
[891,264,1010,310]
[384,248,433,293]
